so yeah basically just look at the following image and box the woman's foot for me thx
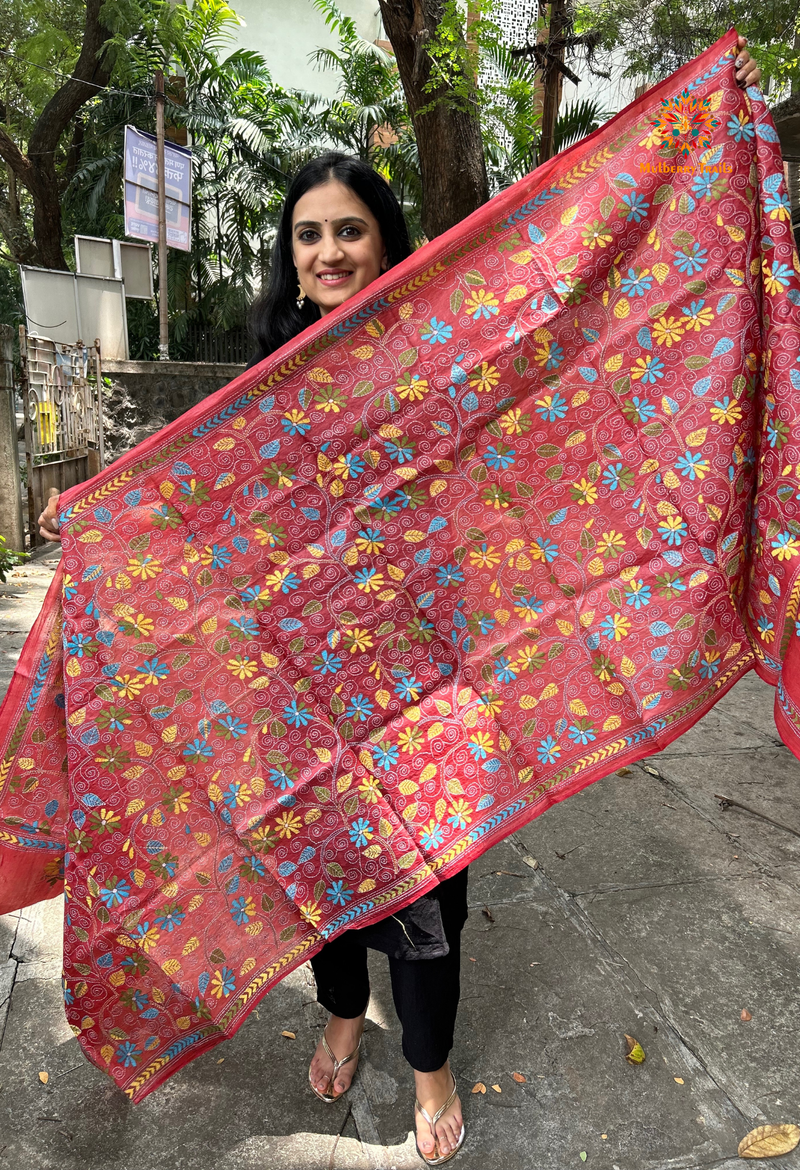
[414,1062,464,1160]
[308,1009,366,1099]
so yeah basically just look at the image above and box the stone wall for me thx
[101,359,245,464]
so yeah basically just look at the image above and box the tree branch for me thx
[27,0,114,160]
[0,125,32,182]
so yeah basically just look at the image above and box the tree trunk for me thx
[378,0,488,240]
[0,0,113,268]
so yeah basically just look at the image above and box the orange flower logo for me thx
[649,90,720,156]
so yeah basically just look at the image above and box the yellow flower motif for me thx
[265,567,295,592]
[127,553,163,580]
[447,798,473,828]
[398,726,424,754]
[680,304,714,331]
[605,612,631,641]
[227,655,257,680]
[314,386,345,412]
[465,288,499,317]
[274,811,302,839]
[469,544,500,568]
[652,315,685,347]
[210,968,235,998]
[115,673,146,699]
[355,532,384,553]
[772,536,800,561]
[514,644,542,671]
[358,775,383,804]
[356,571,385,593]
[597,530,626,557]
[499,407,530,435]
[469,363,500,394]
[470,731,494,755]
[227,781,252,807]
[477,693,504,717]
[762,259,788,296]
[640,123,665,149]
[396,376,430,401]
[136,924,161,953]
[162,787,191,814]
[759,620,775,643]
[254,526,283,548]
[581,219,613,249]
[344,627,374,653]
[571,479,598,505]
[299,901,322,927]
[283,409,309,432]
[709,400,742,425]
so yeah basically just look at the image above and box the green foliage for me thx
[0,534,29,582]
[575,0,800,97]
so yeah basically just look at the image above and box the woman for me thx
[37,36,762,1162]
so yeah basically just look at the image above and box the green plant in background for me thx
[0,534,29,583]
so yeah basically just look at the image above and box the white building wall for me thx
[227,0,382,99]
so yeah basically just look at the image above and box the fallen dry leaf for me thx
[624,1034,645,1064]
[482,905,495,923]
[471,1082,486,1095]
[740,1008,752,1022]
[38,1071,49,1084]
[601,1134,608,1140]
[216,1058,225,1064]
[281,1030,296,1039]
[616,767,631,776]
[580,1153,587,1163]
[512,1072,526,1083]
[491,1084,502,1093]
[738,1123,800,1159]
[674,1077,685,1085]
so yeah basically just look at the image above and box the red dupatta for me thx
[1,30,799,1101]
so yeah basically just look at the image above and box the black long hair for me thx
[248,152,412,366]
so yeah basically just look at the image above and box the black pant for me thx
[310,867,469,1072]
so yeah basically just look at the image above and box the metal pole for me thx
[155,69,169,361]
[19,325,37,547]
[0,324,25,552]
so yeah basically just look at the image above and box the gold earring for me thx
[296,280,306,310]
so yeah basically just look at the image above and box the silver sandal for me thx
[308,1028,362,1103]
[414,1072,466,1165]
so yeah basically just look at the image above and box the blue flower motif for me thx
[675,451,707,480]
[436,563,465,587]
[230,898,254,925]
[618,192,650,222]
[534,536,559,563]
[494,655,518,684]
[765,191,791,219]
[283,701,313,728]
[346,693,374,721]
[420,821,445,848]
[314,650,343,675]
[229,615,259,638]
[421,317,453,344]
[281,412,311,436]
[269,767,295,791]
[691,170,718,199]
[99,878,131,908]
[624,580,651,609]
[568,723,596,745]
[326,881,353,906]
[384,439,415,464]
[184,737,213,759]
[206,544,232,570]
[636,355,665,384]
[349,818,374,847]
[216,715,248,739]
[372,741,399,770]
[628,395,655,422]
[66,633,94,657]
[116,1041,142,1068]
[726,115,754,141]
[537,736,561,764]
[535,391,568,420]
[485,444,516,470]
[394,675,422,702]
[699,656,720,679]
[154,904,185,931]
[621,268,654,297]
[674,244,708,275]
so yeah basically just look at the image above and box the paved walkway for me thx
[1,548,799,1169]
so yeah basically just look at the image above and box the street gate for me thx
[19,327,105,547]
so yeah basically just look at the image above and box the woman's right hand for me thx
[38,488,62,543]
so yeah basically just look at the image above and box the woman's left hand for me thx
[735,35,761,89]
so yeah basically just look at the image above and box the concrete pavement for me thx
[1,548,798,1169]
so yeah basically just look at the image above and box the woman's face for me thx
[291,179,388,316]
